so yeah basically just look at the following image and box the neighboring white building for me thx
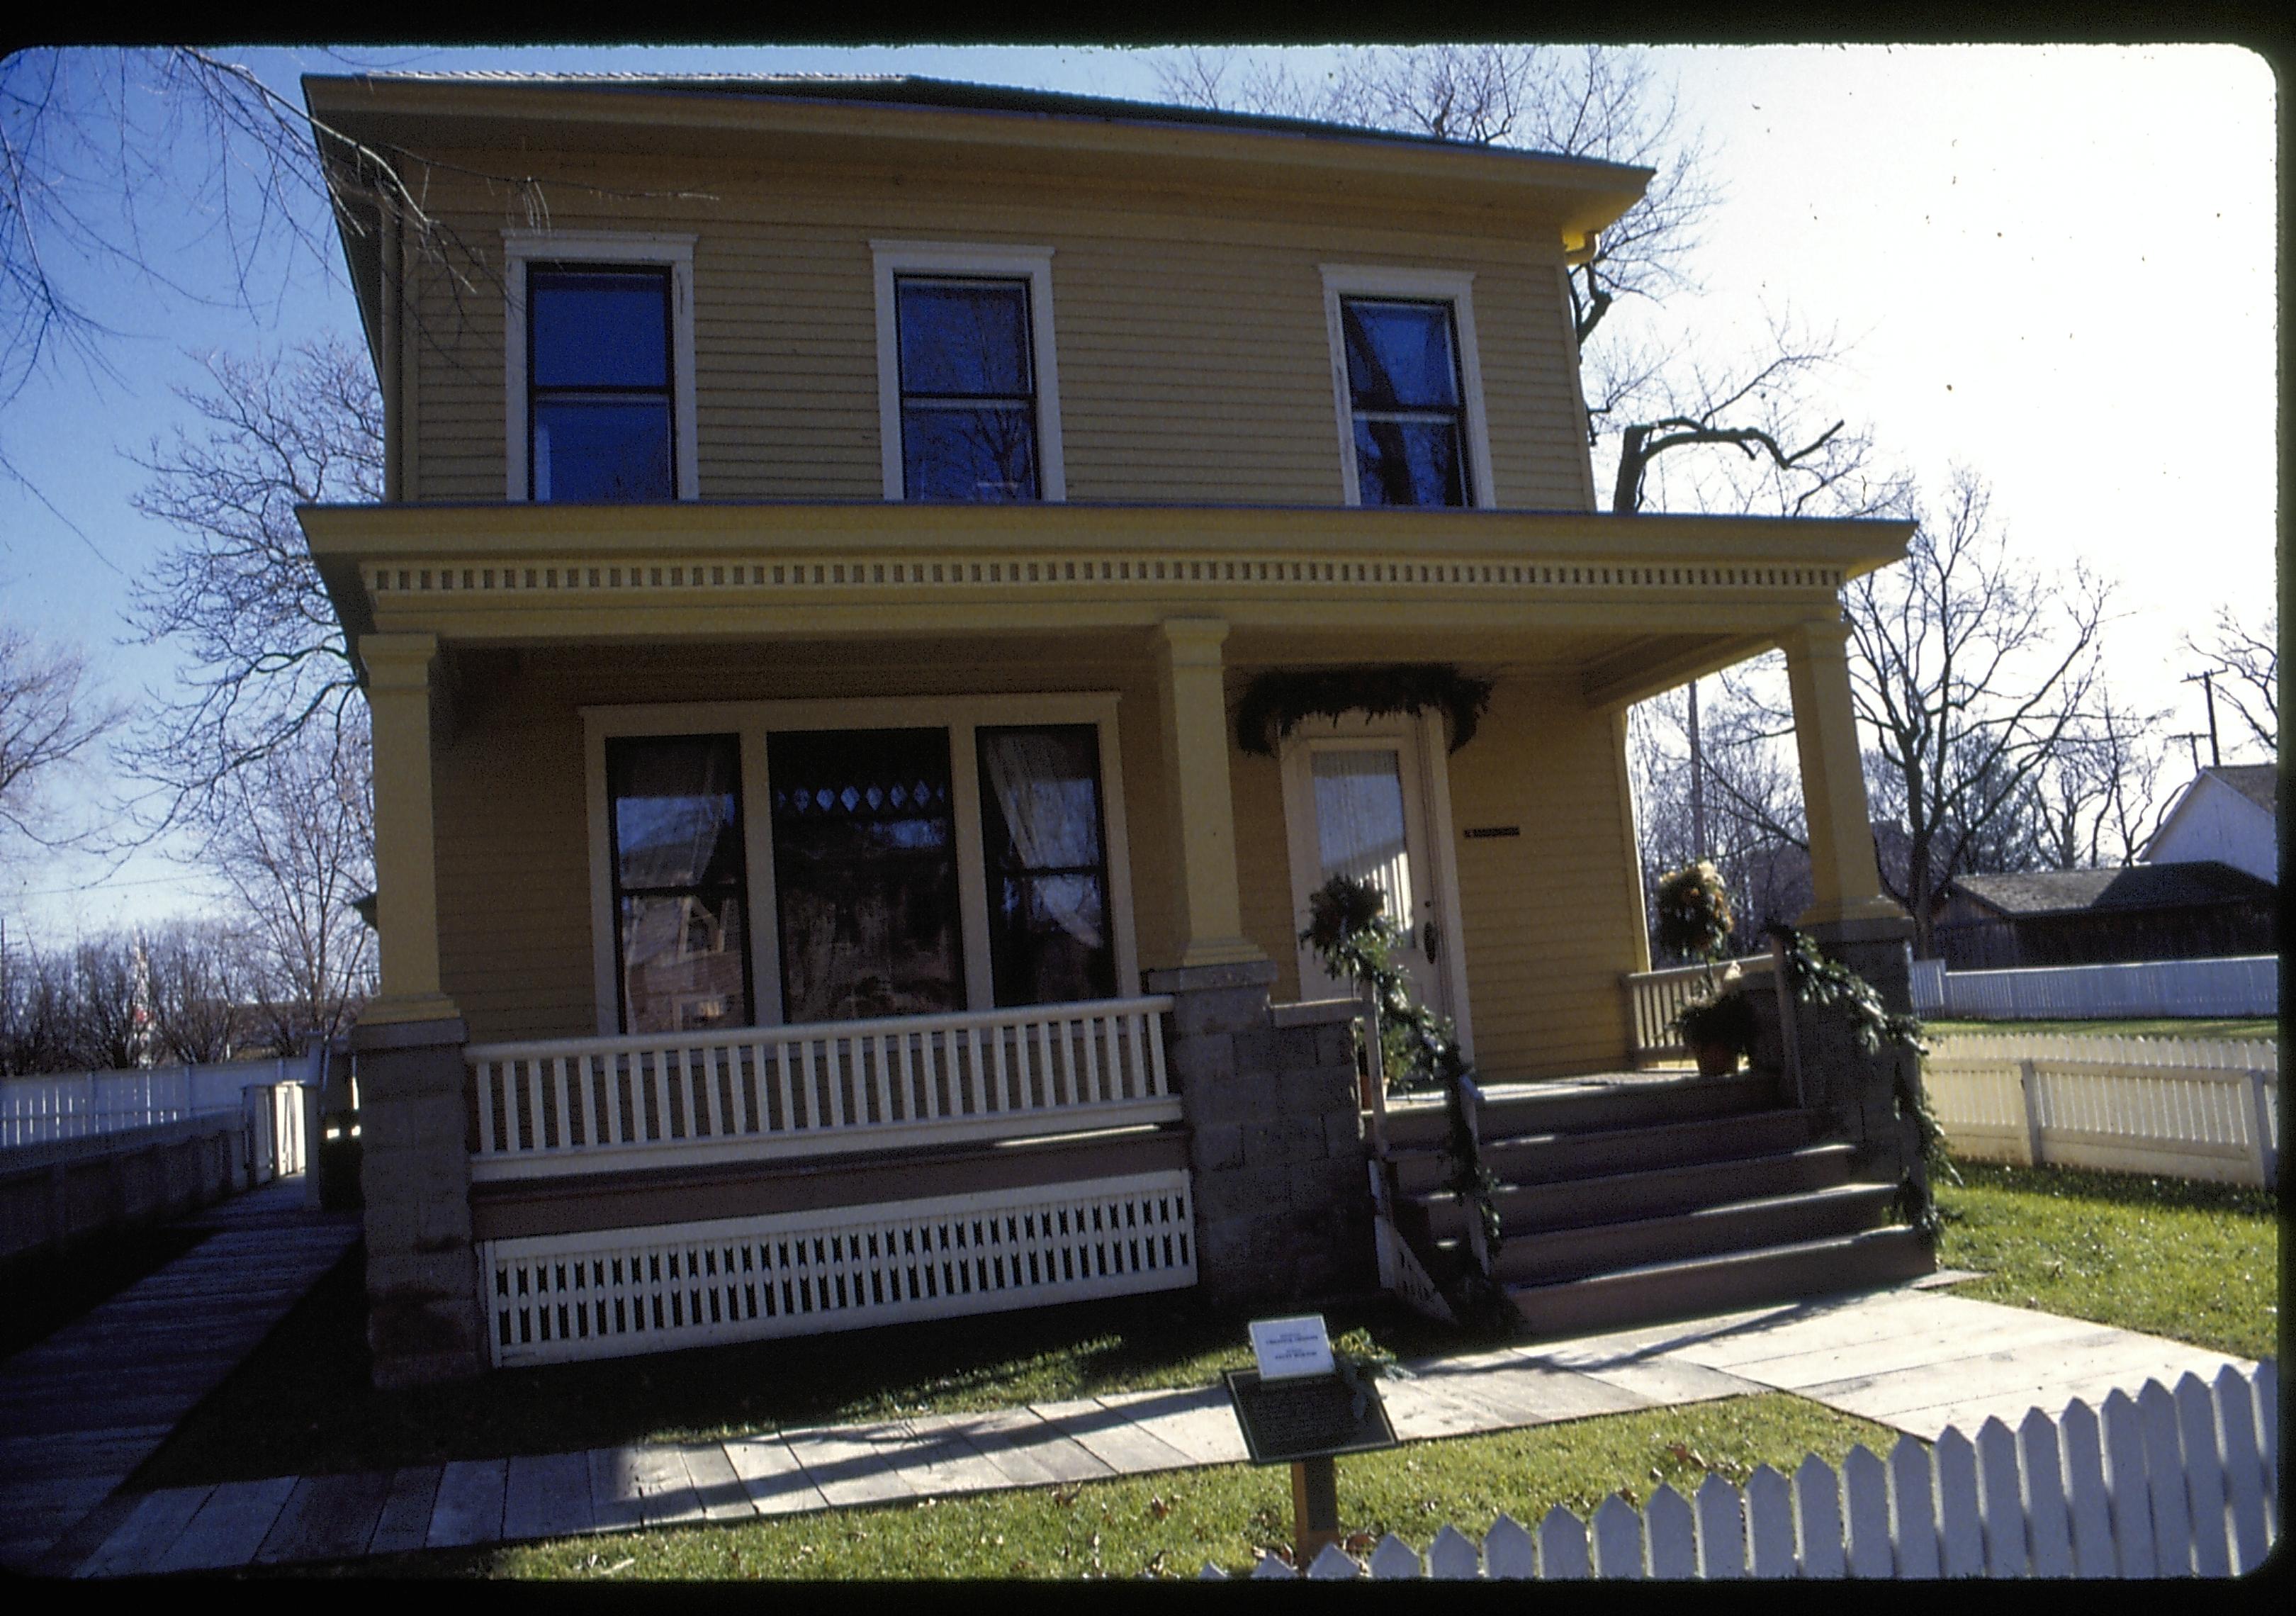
[2142,763,2278,885]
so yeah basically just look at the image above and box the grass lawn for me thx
[1931,1157,2280,1362]
[269,1392,1906,1581]
[1922,1016,2277,1040]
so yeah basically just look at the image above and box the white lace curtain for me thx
[981,730,1105,950]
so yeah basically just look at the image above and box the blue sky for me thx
[0,43,2276,942]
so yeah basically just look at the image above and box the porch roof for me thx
[300,500,1912,712]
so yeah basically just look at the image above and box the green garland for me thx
[1236,666,1495,756]
[1762,922,1958,1240]
[1302,876,1510,1325]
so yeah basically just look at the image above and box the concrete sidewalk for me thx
[0,1176,361,1574]
[57,1278,2256,1576]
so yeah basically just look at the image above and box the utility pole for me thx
[1687,678,1707,856]
[2181,668,2227,768]
[2174,731,2209,773]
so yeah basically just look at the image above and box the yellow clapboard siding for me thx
[392,150,1594,509]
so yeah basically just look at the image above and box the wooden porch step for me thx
[1409,1141,1862,1243]
[1388,1108,1819,1196]
[1504,1225,1936,1342]
[1380,1070,1782,1152]
[1487,1180,1902,1289]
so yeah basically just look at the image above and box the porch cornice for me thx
[300,500,1913,652]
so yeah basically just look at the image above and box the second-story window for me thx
[895,276,1040,500]
[528,264,675,501]
[1339,297,1470,507]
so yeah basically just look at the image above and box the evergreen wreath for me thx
[1235,665,1495,756]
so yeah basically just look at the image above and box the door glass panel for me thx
[1311,748,1414,936]
[977,724,1115,1006]
[768,728,964,1023]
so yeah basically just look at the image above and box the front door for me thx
[1279,714,1472,1053]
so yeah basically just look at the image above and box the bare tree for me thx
[0,622,123,859]
[140,916,261,1062]
[2186,602,2278,758]
[196,719,374,1045]
[2022,691,2174,870]
[120,336,380,829]
[1782,471,2108,955]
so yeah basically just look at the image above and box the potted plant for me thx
[1672,975,1758,1075]
[1654,859,1749,1074]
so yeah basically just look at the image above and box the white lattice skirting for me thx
[480,1171,1196,1367]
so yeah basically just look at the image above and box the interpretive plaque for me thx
[1222,1367,1397,1465]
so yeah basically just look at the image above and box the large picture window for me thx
[767,727,965,1023]
[606,734,752,1033]
[587,697,1134,1036]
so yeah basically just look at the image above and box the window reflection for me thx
[1341,297,1469,507]
[896,277,1040,500]
[978,726,1115,1006]
[607,735,750,1033]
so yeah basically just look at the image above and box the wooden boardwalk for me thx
[52,1279,2257,1576]
[0,1176,361,1573]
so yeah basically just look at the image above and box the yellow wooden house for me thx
[300,74,1927,1387]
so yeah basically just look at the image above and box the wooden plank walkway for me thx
[0,1174,361,1573]
[55,1279,2258,1576]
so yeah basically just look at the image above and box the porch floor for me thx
[55,1274,2255,1574]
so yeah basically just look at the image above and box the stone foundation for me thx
[1146,960,1376,1311]
[350,1014,487,1388]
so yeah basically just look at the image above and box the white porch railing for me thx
[464,995,1176,1182]
[1623,955,1779,1065]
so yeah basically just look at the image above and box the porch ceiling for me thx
[304,500,1910,712]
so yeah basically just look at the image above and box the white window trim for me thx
[504,231,700,502]
[871,241,1067,503]
[1319,264,1498,509]
[583,692,1135,1036]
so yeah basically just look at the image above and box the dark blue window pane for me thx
[530,271,670,388]
[1343,300,1461,410]
[902,406,1038,500]
[534,398,673,501]
[898,281,1031,396]
[1354,419,1465,507]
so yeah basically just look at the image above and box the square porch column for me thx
[1782,617,1915,1010]
[349,631,483,1385]
[1152,617,1265,969]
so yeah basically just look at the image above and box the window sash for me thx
[1339,295,1472,507]
[527,263,675,503]
[895,275,1041,500]
[605,734,753,1034]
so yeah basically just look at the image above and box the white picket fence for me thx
[463,995,1175,1182]
[0,1048,323,1150]
[1217,1362,2276,1580]
[1910,954,2278,1020]
[1923,1033,2278,1186]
